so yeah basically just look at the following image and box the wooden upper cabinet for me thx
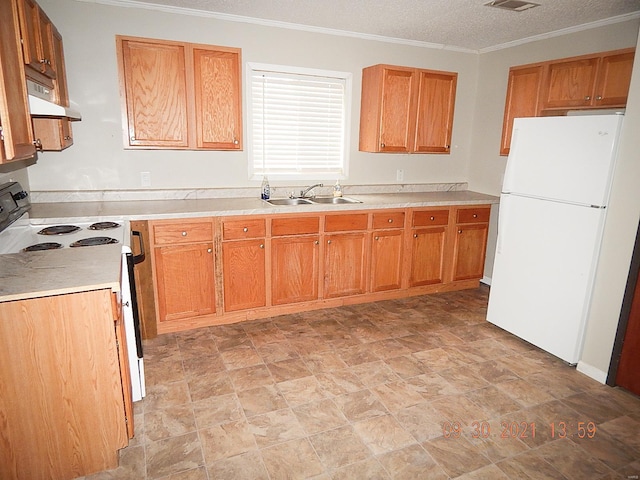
[50,23,69,106]
[193,48,242,150]
[118,37,189,148]
[117,35,242,150]
[359,64,456,154]
[16,0,56,85]
[0,0,36,163]
[594,50,635,107]
[500,65,544,155]
[542,57,600,109]
[500,48,635,155]
[414,70,457,153]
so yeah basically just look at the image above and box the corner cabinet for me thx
[116,35,242,150]
[359,64,457,154]
[0,0,36,163]
[500,48,635,155]
[0,289,130,479]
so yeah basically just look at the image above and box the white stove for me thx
[0,181,145,402]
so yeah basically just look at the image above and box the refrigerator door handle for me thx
[497,196,509,255]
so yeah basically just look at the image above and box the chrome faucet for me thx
[298,183,324,198]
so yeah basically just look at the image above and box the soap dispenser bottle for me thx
[261,176,270,200]
[333,179,343,197]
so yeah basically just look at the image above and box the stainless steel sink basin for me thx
[310,196,362,204]
[266,198,314,206]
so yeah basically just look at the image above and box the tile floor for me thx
[79,286,640,479]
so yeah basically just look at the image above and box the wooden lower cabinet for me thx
[452,207,490,281]
[0,289,129,480]
[147,205,492,333]
[324,232,368,298]
[272,235,320,305]
[222,239,266,311]
[154,242,216,321]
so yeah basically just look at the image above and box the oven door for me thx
[122,246,145,401]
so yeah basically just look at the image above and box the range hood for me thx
[27,80,81,121]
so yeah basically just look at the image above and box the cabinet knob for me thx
[445,145,450,149]
[473,214,478,218]
[233,139,239,145]
[584,95,591,101]
[596,95,602,101]
[64,136,72,141]
[388,218,393,223]
[375,236,380,241]
[430,216,435,221]
[413,233,418,238]
[243,227,248,232]
[130,136,136,142]
[327,240,332,244]
[314,240,319,245]
[33,138,43,151]
[259,244,264,249]
[207,248,212,253]
[181,231,187,236]
[458,229,463,234]
[39,58,51,65]
[381,143,386,148]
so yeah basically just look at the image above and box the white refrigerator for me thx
[487,114,624,364]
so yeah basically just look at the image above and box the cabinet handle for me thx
[233,139,239,145]
[327,240,332,244]
[207,248,212,253]
[430,216,435,221]
[473,213,478,218]
[458,229,463,234]
[314,240,319,245]
[64,136,72,141]
[381,143,386,148]
[413,233,418,238]
[375,236,380,241]
[584,95,591,101]
[388,218,393,223]
[596,95,602,101]
[33,138,43,151]
[259,244,264,249]
[130,136,136,142]
[445,145,450,149]
[39,58,51,66]
[243,227,248,232]
[181,231,187,236]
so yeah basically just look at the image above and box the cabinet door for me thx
[594,51,635,107]
[119,38,189,148]
[542,57,599,109]
[370,230,403,292]
[379,67,416,152]
[32,117,73,151]
[414,70,457,153]
[324,233,368,298]
[36,7,55,79]
[409,227,446,286]
[154,243,216,322]
[500,65,543,155]
[222,239,266,311]
[0,0,36,163]
[272,236,320,305]
[16,0,42,72]
[452,224,489,281]
[50,24,69,106]
[193,48,242,150]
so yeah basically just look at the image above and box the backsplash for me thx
[30,183,468,203]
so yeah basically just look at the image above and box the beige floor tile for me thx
[293,398,349,435]
[266,358,313,382]
[331,457,390,480]
[422,435,491,478]
[353,414,417,455]
[192,393,243,429]
[236,384,287,417]
[227,364,274,391]
[145,432,204,479]
[260,438,325,479]
[186,371,234,402]
[334,388,388,422]
[277,375,327,406]
[315,368,366,396]
[206,451,269,480]
[309,425,371,469]
[143,404,196,443]
[198,420,256,465]
[247,408,306,448]
[377,444,448,480]
[370,380,425,412]
[350,360,401,386]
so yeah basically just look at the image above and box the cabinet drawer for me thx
[153,222,213,245]
[325,213,368,232]
[222,218,266,240]
[413,210,449,227]
[272,217,320,236]
[457,207,490,224]
[372,211,405,229]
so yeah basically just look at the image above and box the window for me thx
[247,63,351,180]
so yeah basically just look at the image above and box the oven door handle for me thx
[131,230,145,264]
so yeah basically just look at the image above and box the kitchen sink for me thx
[310,196,362,204]
[266,198,314,206]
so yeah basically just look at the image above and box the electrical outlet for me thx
[140,171,151,187]
[396,169,404,182]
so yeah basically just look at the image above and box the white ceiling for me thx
[95,0,640,52]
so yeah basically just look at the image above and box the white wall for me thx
[29,0,479,192]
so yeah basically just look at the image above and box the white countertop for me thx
[28,191,499,223]
[0,244,122,303]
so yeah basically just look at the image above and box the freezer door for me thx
[504,115,623,206]
[487,194,605,364]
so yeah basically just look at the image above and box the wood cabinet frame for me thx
[147,204,492,335]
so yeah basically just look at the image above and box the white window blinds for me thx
[248,64,350,179]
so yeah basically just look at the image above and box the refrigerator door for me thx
[504,115,623,207]
[487,194,605,364]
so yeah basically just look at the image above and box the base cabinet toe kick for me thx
[143,205,492,335]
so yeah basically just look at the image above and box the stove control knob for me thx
[12,191,28,201]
